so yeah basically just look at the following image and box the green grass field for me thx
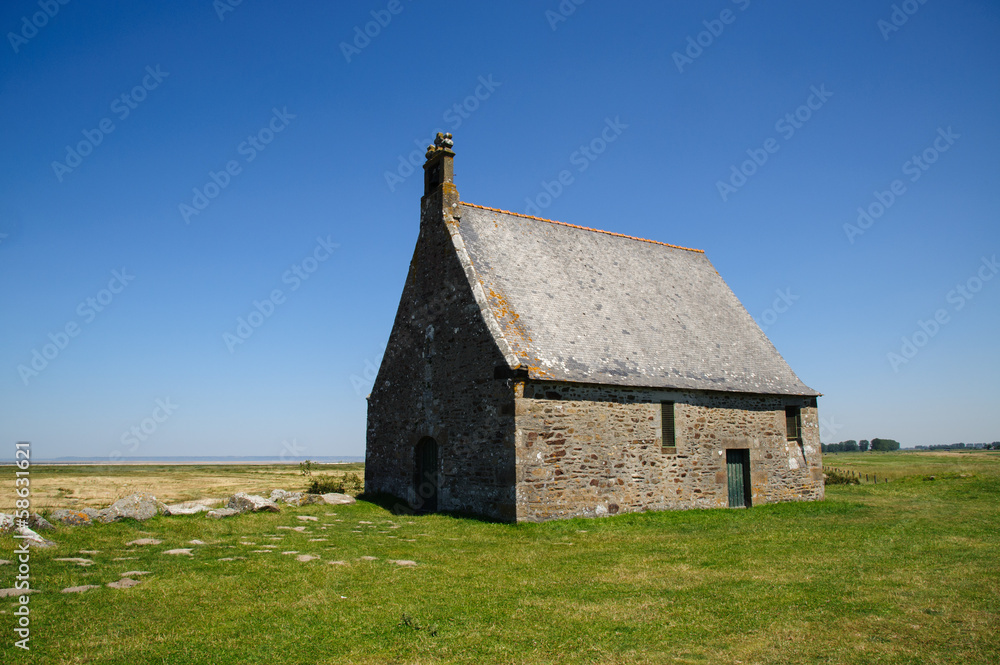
[2,453,998,664]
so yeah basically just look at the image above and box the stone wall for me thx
[514,382,822,522]
[365,168,517,521]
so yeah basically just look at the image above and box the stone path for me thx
[61,585,100,594]
[0,588,39,598]
[107,578,142,589]
[163,548,193,556]
[54,558,94,567]
[126,538,162,546]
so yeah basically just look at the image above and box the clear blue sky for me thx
[1,0,997,459]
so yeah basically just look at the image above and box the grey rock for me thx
[162,548,193,556]
[126,538,162,546]
[16,525,56,548]
[226,492,280,513]
[54,557,94,566]
[206,508,240,519]
[120,571,152,576]
[296,554,320,562]
[106,578,142,589]
[0,513,14,533]
[163,498,222,516]
[28,513,54,531]
[320,493,357,505]
[49,509,94,526]
[389,559,418,566]
[96,493,166,523]
[61,585,100,594]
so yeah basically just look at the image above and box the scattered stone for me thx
[28,513,54,531]
[328,560,348,566]
[296,554,320,562]
[206,508,240,519]
[163,549,193,556]
[0,560,10,565]
[0,588,40,598]
[218,557,235,561]
[188,539,207,545]
[107,578,142,589]
[227,492,280,513]
[0,513,14,533]
[17,526,57,548]
[389,560,418,567]
[292,526,308,533]
[120,571,152,577]
[112,557,138,561]
[308,538,327,542]
[359,556,377,561]
[61,585,100,594]
[358,520,373,524]
[251,550,272,553]
[54,558,94,567]
[321,493,356,505]
[261,545,278,549]
[164,498,222,516]
[49,509,94,526]
[126,538,162,546]
[97,493,166,523]
[79,550,101,555]
[281,551,299,555]
[297,516,319,522]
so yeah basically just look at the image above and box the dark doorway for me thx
[414,437,438,512]
[726,449,752,508]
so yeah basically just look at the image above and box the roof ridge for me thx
[459,202,705,254]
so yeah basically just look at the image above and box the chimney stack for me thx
[423,132,457,202]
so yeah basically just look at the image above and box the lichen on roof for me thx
[455,202,818,397]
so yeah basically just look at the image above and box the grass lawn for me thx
[1,453,997,664]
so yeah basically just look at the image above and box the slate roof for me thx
[454,202,819,397]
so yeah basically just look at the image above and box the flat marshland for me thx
[1,453,997,664]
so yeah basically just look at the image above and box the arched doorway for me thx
[414,437,438,512]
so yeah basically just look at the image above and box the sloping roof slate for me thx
[456,203,819,397]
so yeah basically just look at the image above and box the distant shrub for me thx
[307,472,363,494]
[824,469,859,485]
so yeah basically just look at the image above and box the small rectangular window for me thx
[662,402,676,454]
[785,406,802,442]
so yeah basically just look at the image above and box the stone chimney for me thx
[422,132,458,213]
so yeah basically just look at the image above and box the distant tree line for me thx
[912,442,1000,451]
[821,438,901,453]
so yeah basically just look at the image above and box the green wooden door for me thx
[726,449,751,508]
